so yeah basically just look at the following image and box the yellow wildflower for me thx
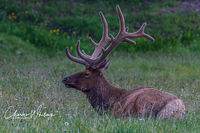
[70,46,73,50]
[13,16,17,19]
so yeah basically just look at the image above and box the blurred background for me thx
[0,0,199,58]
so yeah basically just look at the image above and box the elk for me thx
[62,6,186,119]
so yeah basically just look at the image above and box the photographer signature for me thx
[4,105,55,120]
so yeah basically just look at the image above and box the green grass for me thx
[0,35,200,132]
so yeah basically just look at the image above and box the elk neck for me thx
[84,73,125,111]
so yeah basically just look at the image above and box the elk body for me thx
[62,6,186,119]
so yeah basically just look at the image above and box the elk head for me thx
[62,5,154,92]
[62,60,110,92]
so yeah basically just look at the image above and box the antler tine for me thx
[76,40,96,64]
[81,50,90,58]
[90,11,111,59]
[116,5,125,33]
[65,46,88,66]
[89,37,98,47]
[123,38,136,45]
[126,23,155,42]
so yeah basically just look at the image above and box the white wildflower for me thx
[65,122,69,126]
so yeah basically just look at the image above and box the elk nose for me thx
[62,77,67,84]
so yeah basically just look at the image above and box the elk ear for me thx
[98,59,110,71]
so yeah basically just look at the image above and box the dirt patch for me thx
[158,1,200,13]
[180,1,200,12]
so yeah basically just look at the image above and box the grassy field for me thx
[0,34,200,132]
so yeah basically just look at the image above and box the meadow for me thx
[0,34,200,132]
[0,0,200,132]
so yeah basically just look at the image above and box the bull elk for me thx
[62,6,186,119]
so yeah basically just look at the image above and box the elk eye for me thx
[84,73,90,78]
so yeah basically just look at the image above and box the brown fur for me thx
[62,67,186,119]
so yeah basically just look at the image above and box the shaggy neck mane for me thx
[84,74,125,112]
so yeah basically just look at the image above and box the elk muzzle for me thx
[62,77,67,84]
[62,76,74,88]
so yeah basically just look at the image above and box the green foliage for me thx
[0,33,39,59]
[0,0,199,54]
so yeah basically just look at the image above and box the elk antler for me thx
[65,46,89,66]
[66,5,154,66]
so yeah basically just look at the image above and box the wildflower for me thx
[13,16,17,19]
[139,118,144,121]
[11,12,15,16]
[70,46,73,50]
[66,113,72,119]
[50,30,53,33]
[65,122,69,126]
[8,16,12,20]
[56,29,60,32]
